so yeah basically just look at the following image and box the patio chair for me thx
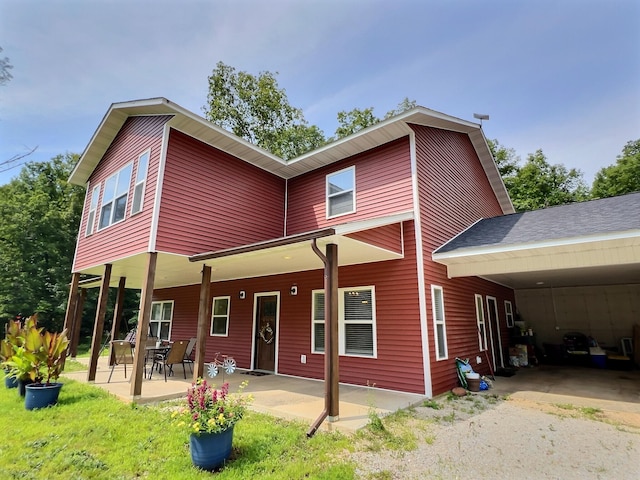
[150,340,189,382]
[183,337,197,373]
[108,341,135,383]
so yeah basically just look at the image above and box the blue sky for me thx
[1,0,638,186]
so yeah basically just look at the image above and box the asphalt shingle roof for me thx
[435,192,640,254]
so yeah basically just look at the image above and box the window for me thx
[326,166,355,218]
[504,300,514,328]
[150,301,173,340]
[475,294,488,351]
[210,296,230,336]
[98,163,133,229]
[431,285,447,360]
[312,286,376,357]
[85,185,100,236]
[131,150,149,215]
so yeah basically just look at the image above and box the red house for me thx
[65,97,518,401]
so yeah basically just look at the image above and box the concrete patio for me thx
[62,355,426,433]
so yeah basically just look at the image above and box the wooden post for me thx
[109,277,127,365]
[70,289,87,358]
[194,265,212,380]
[88,264,112,381]
[63,273,81,332]
[131,252,157,397]
[326,243,339,421]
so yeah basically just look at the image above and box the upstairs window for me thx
[150,301,173,341]
[131,150,149,215]
[210,296,230,336]
[85,185,100,236]
[326,166,355,218]
[312,286,376,357]
[98,163,132,229]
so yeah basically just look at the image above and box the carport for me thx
[433,192,640,367]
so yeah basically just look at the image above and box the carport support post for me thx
[63,272,80,361]
[88,264,112,381]
[109,277,127,365]
[326,243,339,421]
[131,253,157,397]
[194,265,212,380]
[70,289,87,358]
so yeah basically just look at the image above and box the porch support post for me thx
[194,265,212,380]
[109,277,127,365]
[88,264,112,381]
[63,272,80,332]
[326,243,339,421]
[131,252,157,397]
[70,289,87,358]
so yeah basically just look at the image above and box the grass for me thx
[0,377,356,479]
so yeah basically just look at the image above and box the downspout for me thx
[307,239,339,437]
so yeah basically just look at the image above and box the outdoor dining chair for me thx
[149,340,189,382]
[183,337,197,373]
[108,340,135,383]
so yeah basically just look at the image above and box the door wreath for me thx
[259,323,274,344]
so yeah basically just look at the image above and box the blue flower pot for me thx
[4,376,18,389]
[18,379,34,397]
[189,427,234,471]
[24,383,63,410]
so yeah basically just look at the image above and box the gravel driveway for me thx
[353,392,640,479]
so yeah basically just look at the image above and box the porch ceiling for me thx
[77,233,404,290]
[433,235,640,289]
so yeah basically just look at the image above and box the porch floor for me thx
[62,355,426,433]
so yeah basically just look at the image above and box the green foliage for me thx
[487,138,520,178]
[0,153,85,330]
[0,46,12,86]
[591,139,640,198]
[334,98,417,140]
[0,379,356,479]
[203,61,326,160]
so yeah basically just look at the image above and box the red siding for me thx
[286,138,413,234]
[346,223,403,255]
[413,125,515,395]
[74,116,170,271]
[154,221,425,393]
[155,130,286,255]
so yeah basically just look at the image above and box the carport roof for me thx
[433,192,640,289]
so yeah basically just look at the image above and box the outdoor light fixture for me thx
[239,290,246,299]
[290,285,298,296]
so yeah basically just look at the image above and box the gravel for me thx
[352,393,640,479]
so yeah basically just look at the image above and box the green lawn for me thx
[0,377,356,479]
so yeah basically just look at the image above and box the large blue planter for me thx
[24,383,63,410]
[4,375,18,389]
[189,426,234,471]
[18,379,34,397]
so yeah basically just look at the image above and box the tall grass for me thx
[0,377,355,479]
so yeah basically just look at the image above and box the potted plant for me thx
[173,379,251,471]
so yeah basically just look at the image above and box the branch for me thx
[0,145,38,173]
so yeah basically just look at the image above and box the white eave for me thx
[69,98,514,214]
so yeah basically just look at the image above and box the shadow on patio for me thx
[62,355,426,433]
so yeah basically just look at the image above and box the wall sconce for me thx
[290,285,298,296]
[239,290,246,299]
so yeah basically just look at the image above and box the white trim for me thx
[485,296,498,369]
[431,285,448,361]
[97,161,133,231]
[326,165,356,219]
[210,295,231,337]
[85,184,100,236]
[489,296,505,368]
[311,286,377,358]
[475,294,488,351]
[251,291,280,373]
[410,131,433,397]
[504,300,514,328]
[131,148,150,216]
[148,124,170,251]
[333,210,414,235]
[283,178,288,236]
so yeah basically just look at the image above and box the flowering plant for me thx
[173,379,251,435]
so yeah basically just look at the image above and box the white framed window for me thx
[475,294,488,351]
[98,163,133,229]
[431,285,448,360]
[210,296,230,336]
[312,286,376,357]
[150,300,173,341]
[131,150,149,215]
[326,166,355,218]
[85,185,100,236]
[504,300,514,328]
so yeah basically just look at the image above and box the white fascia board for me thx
[332,210,414,235]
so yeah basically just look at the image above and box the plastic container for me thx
[467,377,481,392]
[589,347,607,369]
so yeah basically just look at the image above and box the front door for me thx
[254,294,278,372]
[486,297,505,369]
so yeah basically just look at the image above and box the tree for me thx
[334,98,417,140]
[0,46,12,86]
[591,139,640,198]
[0,153,85,330]
[203,62,325,159]
[506,149,589,212]
[487,138,519,179]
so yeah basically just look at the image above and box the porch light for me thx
[290,285,298,296]
[239,290,246,299]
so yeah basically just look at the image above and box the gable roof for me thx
[69,97,514,214]
[435,192,640,255]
